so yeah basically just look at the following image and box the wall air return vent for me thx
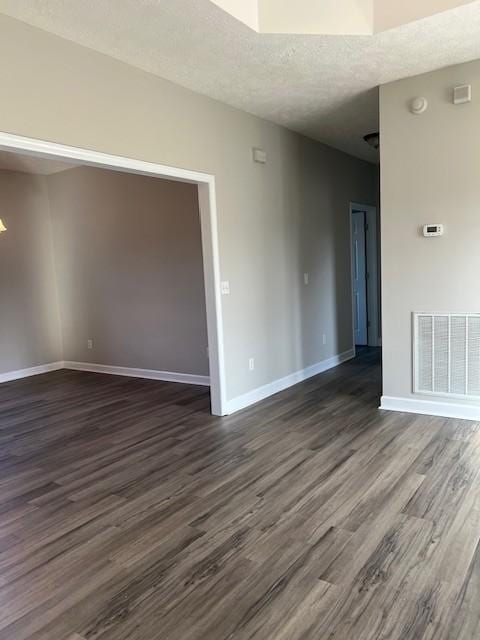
[413,313,480,399]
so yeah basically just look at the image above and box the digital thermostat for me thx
[423,224,444,237]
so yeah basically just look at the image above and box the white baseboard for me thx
[226,348,355,415]
[380,395,480,422]
[63,361,210,386]
[0,360,210,387]
[0,361,64,384]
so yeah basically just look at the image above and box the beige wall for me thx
[380,59,480,406]
[0,14,377,401]
[375,0,474,31]
[0,169,62,373]
[47,167,209,375]
[203,0,469,34]
[259,0,372,34]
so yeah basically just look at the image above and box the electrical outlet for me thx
[322,334,327,345]
[221,281,230,295]
[249,357,255,371]
[87,339,93,350]
[304,273,309,285]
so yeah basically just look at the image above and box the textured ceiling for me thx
[1,0,480,162]
[0,150,79,175]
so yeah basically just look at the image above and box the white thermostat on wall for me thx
[423,224,444,237]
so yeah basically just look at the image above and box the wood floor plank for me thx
[0,348,479,639]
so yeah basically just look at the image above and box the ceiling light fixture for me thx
[0,219,6,233]
[363,132,379,150]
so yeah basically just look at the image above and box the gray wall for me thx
[0,14,378,400]
[298,139,378,363]
[380,59,480,406]
[47,167,209,375]
[0,169,62,373]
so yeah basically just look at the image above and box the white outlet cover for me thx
[221,281,230,295]
[304,273,309,285]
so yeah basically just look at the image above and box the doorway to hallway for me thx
[350,203,380,349]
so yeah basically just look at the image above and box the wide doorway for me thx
[0,133,226,415]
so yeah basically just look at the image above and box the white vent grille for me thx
[414,313,480,399]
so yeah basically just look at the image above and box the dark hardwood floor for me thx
[1,349,479,639]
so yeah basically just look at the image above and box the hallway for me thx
[0,349,478,639]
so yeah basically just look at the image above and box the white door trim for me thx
[0,131,227,415]
[349,202,380,349]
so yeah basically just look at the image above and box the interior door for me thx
[352,211,368,346]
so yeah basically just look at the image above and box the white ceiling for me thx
[1,0,480,162]
[0,150,80,175]
[210,0,476,34]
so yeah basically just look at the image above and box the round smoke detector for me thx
[410,97,428,115]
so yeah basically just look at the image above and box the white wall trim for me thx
[0,361,210,387]
[63,361,210,386]
[380,395,480,422]
[0,131,226,415]
[0,361,64,384]
[226,348,355,414]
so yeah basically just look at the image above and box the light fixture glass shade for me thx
[0,219,6,233]
[363,132,379,150]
